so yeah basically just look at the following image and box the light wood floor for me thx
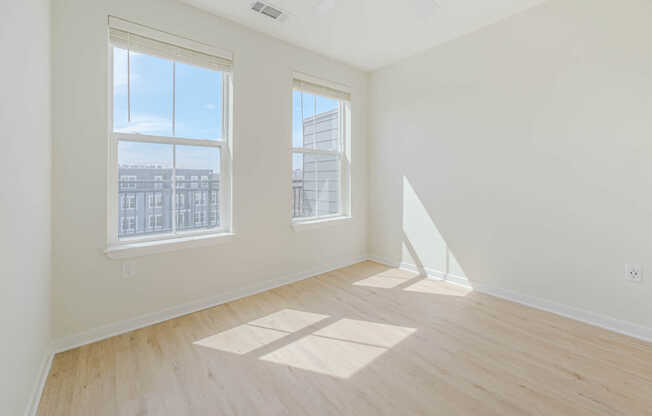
[38,261,652,415]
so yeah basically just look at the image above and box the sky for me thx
[114,46,338,173]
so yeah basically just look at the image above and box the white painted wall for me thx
[369,0,652,329]
[52,0,367,341]
[0,0,52,414]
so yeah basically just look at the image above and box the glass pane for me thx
[175,63,222,140]
[292,153,313,218]
[117,141,173,239]
[292,152,340,218]
[292,90,339,152]
[175,145,220,232]
[113,47,129,130]
[312,153,340,216]
[114,51,173,136]
[314,96,339,151]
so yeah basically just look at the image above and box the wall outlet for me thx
[625,264,642,283]
[122,261,136,279]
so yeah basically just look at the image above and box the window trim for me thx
[106,28,233,253]
[291,81,351,225]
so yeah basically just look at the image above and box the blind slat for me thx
[109,28,232,72]
[293,79,351,101]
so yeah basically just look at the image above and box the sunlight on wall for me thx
[402,176,466,279]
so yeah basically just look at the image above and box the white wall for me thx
[0,0,52,414]
[369,0,652,329]
[52,0,367,341]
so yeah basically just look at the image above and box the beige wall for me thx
[369,0,652,329]
[0,0,52,413]
[52,0,368,340]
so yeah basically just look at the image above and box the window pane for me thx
[176,145,220,232]
[292,152,340,218]
[292,90,339,152]
[113,47,129,131]
[117,141,173,239]
[311,153,340,216]
[114,50,173,136]
[175,63,222,140]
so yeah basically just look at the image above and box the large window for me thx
[292,76,351,221]
[108,18,232,245]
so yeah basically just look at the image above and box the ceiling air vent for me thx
[251,1,284,20]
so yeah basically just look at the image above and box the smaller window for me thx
[194,211,202,225]
[148,192,163,208]
[176,193,185,208]
[154,175,163,190]
[191,175,199,188]
[121,194,136,209]
[148,214,163,229]
[176,212,185,227]
[201,175,209,188]
[176,175,185,189]
[121,216,136,234]
[194,191,202,205]
[120,175,137,189]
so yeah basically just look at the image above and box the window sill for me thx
[105,232,235,259]
[292,216,352,231]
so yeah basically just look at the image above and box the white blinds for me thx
[108,21,232,73]
[293,78,351,102]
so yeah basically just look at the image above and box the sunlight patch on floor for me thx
[194,324,287,354]
[249,309,329,332]
[261,318,416,378]
[353,269,417,288]
[403,279,472,296]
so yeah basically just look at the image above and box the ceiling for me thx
[180,0,546,71]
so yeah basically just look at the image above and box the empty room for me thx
[3,0,652,414]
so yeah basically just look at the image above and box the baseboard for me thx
[472,282,652,343]
[367,254,652,343]
[52,254,368,353]
[25,349,54,416]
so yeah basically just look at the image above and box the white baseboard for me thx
[52,254,368,353]
[25,349,54,416]
[472,282,652,343]
[367,254,652,343]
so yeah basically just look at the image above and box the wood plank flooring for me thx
[38,261,652,415]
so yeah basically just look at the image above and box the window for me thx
[120,216,136,234]
[292,75,350,221]
[108,18,232,246]
[120,175,136,189]
[148,192,163,208]
[194,191,202,205]
[121,194,136,209]
[148,214,163,229]
[176,193,185,208]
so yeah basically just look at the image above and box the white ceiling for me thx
[180,0,546,71]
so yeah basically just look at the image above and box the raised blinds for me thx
[108,16,232,73]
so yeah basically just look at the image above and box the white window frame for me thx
[291,74,351,225]
[106,18,233,250]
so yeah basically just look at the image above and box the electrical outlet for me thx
[122,261,136,279]
[625,264,642,283]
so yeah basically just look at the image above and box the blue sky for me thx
[114,46,337,173]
